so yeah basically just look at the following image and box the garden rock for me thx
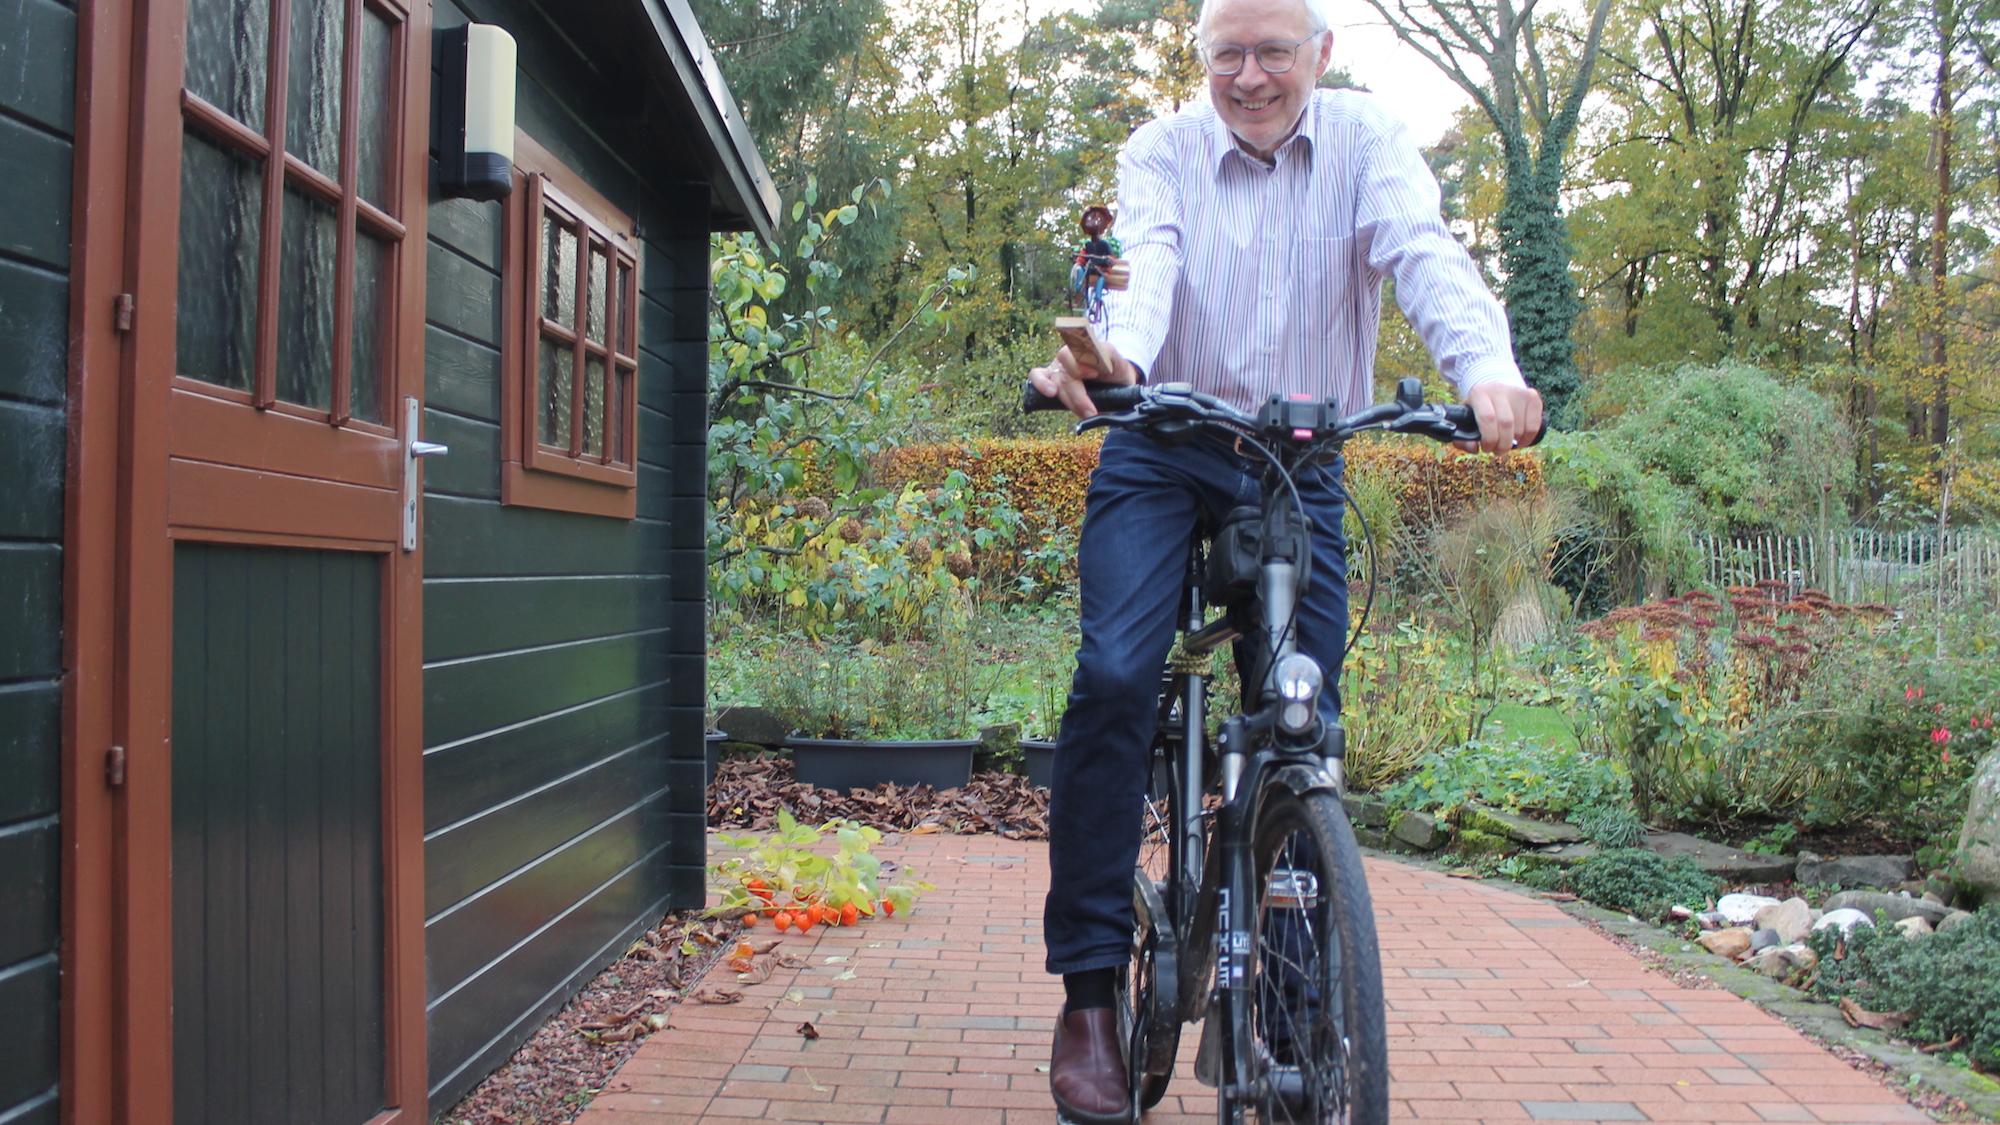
[1812,908,1874,934]
[1352,824,1390,851]
[1697,928,1752,958]
[1451,826,1511,858]
[1642,831,1795,884]
[1537,843,1600,867]
[1923,874,1958,907]
[1957,749,2000,900]
[1751,897,1814,944]
[1742,943,1815,980]
[1894,916,1933,938]
[1793,852,1914,890]
[1822,890,1951,926]
[1342,794,1390,829]
[1748,927,1781,953]
[1716,893,1781,925]
[1937,909,1975,933]
[1695,910,1728,930]
[1389,810,1447,852]
[1461,804,1584,846]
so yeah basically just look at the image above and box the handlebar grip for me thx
[1441,404,1549,448]
[1020,380,1145,415]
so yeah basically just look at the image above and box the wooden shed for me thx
[2,1,772,1121]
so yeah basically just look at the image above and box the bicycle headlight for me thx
[1274,653,1322,734]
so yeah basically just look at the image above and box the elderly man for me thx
[1026,0,1543,1119]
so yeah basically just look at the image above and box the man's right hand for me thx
[1029,338,1138,420]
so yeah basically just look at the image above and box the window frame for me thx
[501,130,642,519]
[175,0,411,431]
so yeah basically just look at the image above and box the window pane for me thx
[185,0,269,129]
[539,338,572,447]
[541,215,577,324]
[582,355,606,457]
[351,233,390,423]
[612,365,632,464]
[277,187,338,411]
[176,130,262,390]
[284,0,342,178]
[356,8,395,207]
[586,246,609,343]
[616,261,632,353]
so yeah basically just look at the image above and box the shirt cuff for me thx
[1105,323,1162,384]
[1455,357,1529,398]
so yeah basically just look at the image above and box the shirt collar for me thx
[1208,90,1322,175]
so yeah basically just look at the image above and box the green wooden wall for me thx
[0,0,74,1122]
[421,0,712,1109]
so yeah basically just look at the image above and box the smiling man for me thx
[1027,0,1540,1121]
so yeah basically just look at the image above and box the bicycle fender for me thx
[1258,760,1341,804]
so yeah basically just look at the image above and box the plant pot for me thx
[786,735,979,791]
[705,729,727,789]
[1020,739,1057,789]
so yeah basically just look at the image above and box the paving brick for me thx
[572,833,1942,1125]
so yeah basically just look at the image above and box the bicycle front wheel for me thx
[1239,785,1387,1124]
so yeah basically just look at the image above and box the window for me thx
[501,133,641,518]
[175,0,410,428]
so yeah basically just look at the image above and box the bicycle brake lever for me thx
[1075,407,1147,434]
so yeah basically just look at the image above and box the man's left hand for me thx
[1459,382,1545,455]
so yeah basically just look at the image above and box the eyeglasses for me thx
[1200,31,1324,76]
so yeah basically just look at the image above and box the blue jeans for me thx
[1044,429,1349,974]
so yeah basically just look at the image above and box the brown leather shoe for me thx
[1050,1005,1129,1124]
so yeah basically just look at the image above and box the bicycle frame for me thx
[1133,442,1349,1105]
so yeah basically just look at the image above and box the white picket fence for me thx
[1693,528,2000,606]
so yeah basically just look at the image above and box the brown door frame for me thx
[65,1,433,1121]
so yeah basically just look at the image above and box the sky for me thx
[1325,17,1478,145]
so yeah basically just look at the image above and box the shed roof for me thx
[609,0,780,243]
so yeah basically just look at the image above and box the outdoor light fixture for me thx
[437,23,517,201]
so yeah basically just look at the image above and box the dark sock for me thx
[1063,968,1117,1012]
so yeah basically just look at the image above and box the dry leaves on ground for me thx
[707,758,1050,838]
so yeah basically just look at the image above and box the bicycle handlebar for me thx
[1019,378,1547,449]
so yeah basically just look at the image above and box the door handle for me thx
[403,397,447,551]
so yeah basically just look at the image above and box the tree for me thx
[1356,0,1618,426]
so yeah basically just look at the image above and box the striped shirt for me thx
[1104,89,1525,414]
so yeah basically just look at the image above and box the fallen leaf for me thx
[802,1069,829,1092]
[910,824,942,835]
[782,989,806,1005]
[690,986,744,1005]
[833,969,857,981]
[1838,997,1910,1031]
[823,955,849,964]
[797,1021,820,1040]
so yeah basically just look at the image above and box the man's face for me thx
[1204,0,1331,161]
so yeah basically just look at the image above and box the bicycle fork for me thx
[1193,786,1258,1100]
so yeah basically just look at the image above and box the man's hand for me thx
[1027,338,1139,420]
[1459,381,1545,455]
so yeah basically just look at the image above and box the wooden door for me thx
[99,0,434,1120]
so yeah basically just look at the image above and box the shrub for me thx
[1567,586,1886,821]
[1807,905,2000,1070]
[1340,619,1481,789]
[1380,737,1631,822]
[1769,601,2000,845]
[1568,848,1719,921]
[765,632,990,740]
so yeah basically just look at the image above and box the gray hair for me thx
[1196,0,1335,40]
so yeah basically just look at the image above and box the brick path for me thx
[576,833,1937,1125]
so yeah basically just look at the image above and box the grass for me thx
[1483,701,1576,746]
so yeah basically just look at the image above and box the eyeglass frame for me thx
[1199,30,1327,77]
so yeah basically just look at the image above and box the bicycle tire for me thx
[1234,785,1387,1124]
[1129,740,1185,1110]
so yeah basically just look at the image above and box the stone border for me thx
[1365,847,2000,1122]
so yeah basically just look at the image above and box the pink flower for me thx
[1905,685,1925,701]
[1931,727,1952,744]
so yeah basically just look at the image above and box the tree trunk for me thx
[1928,9,1955,448]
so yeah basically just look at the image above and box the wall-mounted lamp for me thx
[436,24,518,201]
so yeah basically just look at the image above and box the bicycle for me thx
[1025,376,1531,1123]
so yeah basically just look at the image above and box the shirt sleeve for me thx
[1103,126,1184,381]
[1352,118,1527,398]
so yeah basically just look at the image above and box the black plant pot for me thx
[705,729,727,789]
[786,735,978,791]
[1020,739,1057,789]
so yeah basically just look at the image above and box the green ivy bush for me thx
[1808,906,2000,1071]
[1567,848,1719,921]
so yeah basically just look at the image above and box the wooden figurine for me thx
[1059,204,1129,377]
